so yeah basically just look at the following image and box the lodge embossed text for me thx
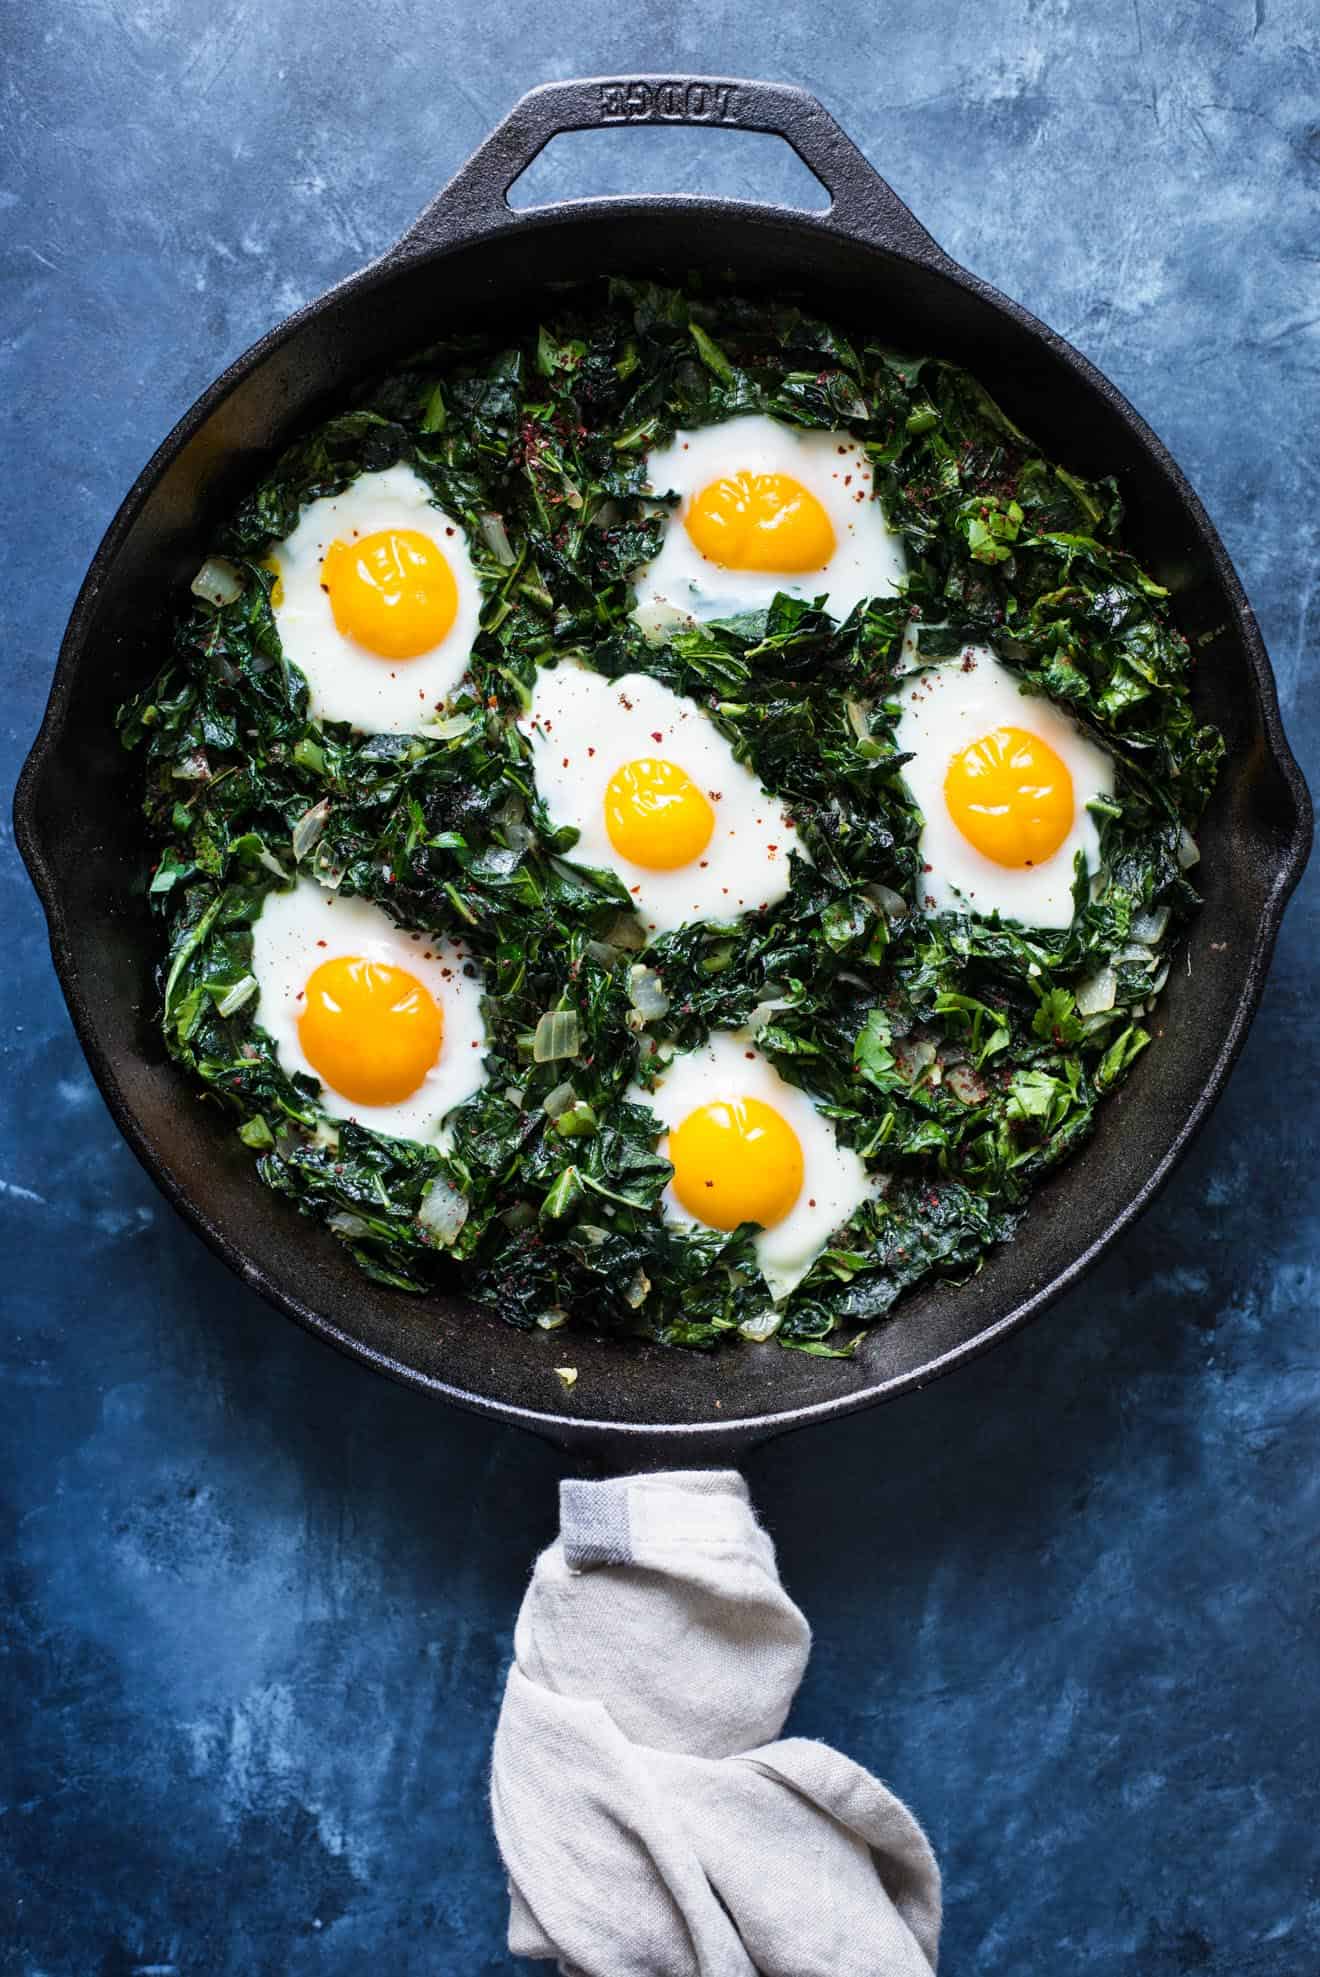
[598,82,737,124]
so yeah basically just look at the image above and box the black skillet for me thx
[14,76,1311,1471]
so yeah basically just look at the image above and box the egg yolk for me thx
[298,954,444,1106]
[261,555,285,609]
[685,471,836,573]
[944,725,1075,868]
[321,529,458,659]
[604,758,715,870]
[667,1096,804,1232]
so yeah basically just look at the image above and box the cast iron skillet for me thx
[15,76,1311,1469]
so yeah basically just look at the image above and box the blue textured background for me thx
[3,6,1317,1971]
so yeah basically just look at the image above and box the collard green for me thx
[119,279,1222,1354]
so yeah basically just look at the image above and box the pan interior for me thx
[20,207,1303,1434]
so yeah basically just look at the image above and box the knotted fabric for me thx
[490,1469,941,1974]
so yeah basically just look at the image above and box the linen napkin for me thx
[490,1468,940,1975]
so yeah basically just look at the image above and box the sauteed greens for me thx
[120,280,1221,1354]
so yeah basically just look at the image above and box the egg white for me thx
[895,645,1114,929]
[250,879,489,1144]
[270,463,483,734]
[520,661,803,938]
[630,1031,875,1301]
[632,414,906,637]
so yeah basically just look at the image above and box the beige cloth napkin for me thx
[490,1469,941,1975]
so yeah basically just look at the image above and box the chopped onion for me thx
[605,913,646,952]
[542,1081,576,1120]
[1177,827,1200,870]
[634,595,697,646]
[864,881,908,922]
[585,940,620,968]
[214,973,258,1018]
[191,556,243,608]
[1075,963,1118,1016]
[1131,905,1170,945]
[946,1061,988,1105]
[536,1307,569,1330]
[478,510,516,566]
[255,845,288,880]
[738,1309,782,1343]
[624,1268,651,1309]
[533,1008,580,1062]
[554,1366,579,1389]
[746,995,791,1037]
[1117,942,1157,966]
[628,964,670,1023]
[171,749,211,782]
[327,1210,369,1238]
[894,1037,937,1083]
[292,797,332,862]
[422,711,474,742]
[844,698,871,742]
[418,1176,468,1245]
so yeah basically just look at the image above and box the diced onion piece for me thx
[327,1211,370,1238]
[738,1309,782,1343]
[1177,827,1200,870]
[215,974,258,1018]
[585,940,620,967]
[628,964,670,1023]
[624,1269,651,1309]
[946,1061,988,1105]
[894,1037,937,1083]
[419,1175,469,1245]
[479,510,516,566]
[604,913,646,952]
[864,881,908,922]
[191,556,243,608]
[542,1081,576,1120]
[1075,963,1118,1016]
[533,1008,581,1062]
[292,797,332,863]
[1131,905,1170,945]
[844,698,871,742]
[423,711,475,742]
[634,595,697,646]
[536,1307,569,1330]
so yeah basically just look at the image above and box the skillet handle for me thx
[385,73,954,269]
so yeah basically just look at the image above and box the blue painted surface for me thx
[2,5,1317,1970]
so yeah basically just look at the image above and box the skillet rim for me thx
[14,89,1312,1457]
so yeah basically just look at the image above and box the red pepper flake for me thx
[651,731,663,743]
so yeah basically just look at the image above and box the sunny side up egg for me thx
[896,646,1115,929]
[520,662,802,937]
[630,1032,875,1301]
[251,880,489,1144]
[267,464,483,734]
[632,414,906,638]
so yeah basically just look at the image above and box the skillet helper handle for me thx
[387,73,954,268]
[490,1468,942,1972]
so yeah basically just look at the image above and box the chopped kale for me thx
[118,279,1222,1353]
